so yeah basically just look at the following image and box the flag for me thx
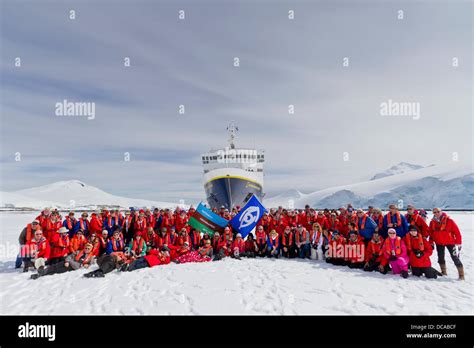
[230,195,266,238]
[188,202,229,237]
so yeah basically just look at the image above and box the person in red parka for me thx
[134,211,148,236]
[255,225,268,257]
[244,233,258,258]
[405,226,441,279]
[43,213,62,241]
[211,232,225,257]
[371,209,384,234]
[121,247,171,272]
[346,231,365,269]
[155,228,170,249]
[429,208,464,280]
[89,212,103,235]
[363,230,387,273]
[189,228,201,250]
[69,229,87,254]
[405,205,429,238]
[49,227,70,264]
[144,227,157,250]
[174,210,189,233]
[170,241,191,260]
[316,211,330,233]
[256,212,272,234]
[231,233,246,259]
[22,229,50,272]
[326,231,346,265]
[36,208,51,232]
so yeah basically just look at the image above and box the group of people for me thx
[17,203,464,281]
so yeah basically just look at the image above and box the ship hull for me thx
[204,176,263,210]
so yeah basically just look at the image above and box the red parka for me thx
[428,213,462,246]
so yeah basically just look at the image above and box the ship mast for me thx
[226,121,238,149]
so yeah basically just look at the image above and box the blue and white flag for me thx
[230,195,266,238]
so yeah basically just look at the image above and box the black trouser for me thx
[363,259,379,272]
[47,256,65,265]
[97,255,117,274]
[348,262,364,269]
[256,244,267,257]
[42,261,72,276]
[363,260,389,274]
[281,246,296,258]
[241,251,256,258]
[328,258,345,266]
[128,257,149,271]
[436,244,462,267]
[412,267,438,279]
[321,244,329,259]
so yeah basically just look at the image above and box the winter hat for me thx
[332,230,340,236]
[349,230,358,236]
[409,226,418,232]
[388,228,396,234]
[135,231,142,237]
[58,227,68,234]
[236,233,242,238]
[32,220,40,224]
[214,232,220,237]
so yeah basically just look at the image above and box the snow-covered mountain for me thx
[1,180,184,210]
[370,162,424,180]
[265,163,473,209]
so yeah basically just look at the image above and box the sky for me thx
[0,0,472,203]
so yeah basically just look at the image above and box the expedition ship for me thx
[202,123,264,210]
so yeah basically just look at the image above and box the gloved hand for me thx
[414,250,424,258]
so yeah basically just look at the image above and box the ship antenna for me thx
[226,121,238,149]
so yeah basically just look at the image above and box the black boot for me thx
[92,270,105,278]
[30,274,40,280]
[401,270,409,279]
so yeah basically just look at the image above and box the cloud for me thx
[0,0,472,202]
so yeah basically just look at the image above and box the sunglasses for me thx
[388,232,396,235]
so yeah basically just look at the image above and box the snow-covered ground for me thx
[0,211,472,315]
